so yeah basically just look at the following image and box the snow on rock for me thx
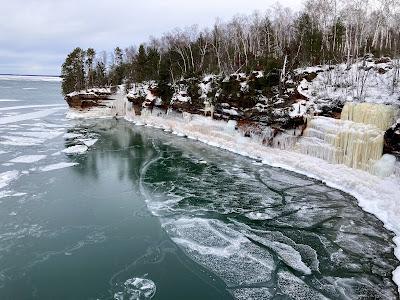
[289,100,308,118]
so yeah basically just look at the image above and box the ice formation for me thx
[298,117,385,171]
[298,102,399,174]
[114,277,156,300]
[341,102,399,131]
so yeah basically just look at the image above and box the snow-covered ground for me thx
[297,60,400,107]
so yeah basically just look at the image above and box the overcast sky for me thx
[0,0,303,75]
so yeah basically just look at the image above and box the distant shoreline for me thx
[0,73,61,78]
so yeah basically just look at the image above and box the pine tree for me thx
[61,48,85,95]
[85,48,96,89]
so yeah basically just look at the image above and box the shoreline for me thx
[67,108,400,293]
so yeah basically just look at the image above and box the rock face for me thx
[65,88,112,109]
[384,121,400,156]
[66,57,400,162]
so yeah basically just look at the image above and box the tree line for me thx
[62,0,400,95]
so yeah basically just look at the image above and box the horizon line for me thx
[0,73,61,78]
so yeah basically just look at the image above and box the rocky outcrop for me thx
[65,88,112,109]
[384,121,400,156]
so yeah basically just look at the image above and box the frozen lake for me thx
[0,78,398,299]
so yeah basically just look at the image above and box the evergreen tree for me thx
[85,48,96,89]
[61,47,85,95]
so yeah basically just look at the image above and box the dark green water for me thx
[0,78,399,299]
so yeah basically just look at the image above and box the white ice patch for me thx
[0,135,44,146]
[40,162,79,172]
[63,133,83,139]
[0,99,22,102]
[0,190,27,199]
[78,138,98,147]
[0,108,65,125]
[12,130,63,140]
[0,170,19,189]
[0,104,64,112]
[114,278,156,300]
[164,218,275,287]
[62,145,88,154]
[0,75,61,82]
[10,155,47,164]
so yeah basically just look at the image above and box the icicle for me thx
[341,102,399,131]
[297,117,384,171]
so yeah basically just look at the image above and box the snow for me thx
[297,61,400,106]
[40,162,79,172]
[289,100,308,118]
[0,170,19,189]
[62,145,88,154]
[10,155,47,163]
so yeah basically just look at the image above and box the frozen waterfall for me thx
[298,102,399,176]
[341,102,398,131]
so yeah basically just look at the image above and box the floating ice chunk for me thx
[0,99,21,102]
[40,162,79,172]
[62,145,88,154]
[230,287,272,300]
[9,212,17,216]
[164,218,275,286]
[0,151,8,155]
[0,107,65,125]
[0,104,64,112]
[114,277,156,300]
[277,271,327,299]
[0,135,44,146]
[248,233,312,275]
[10,155,47,163]
[63,133,83,139]
[0,190,26,199]
[78,138,98,147]
[2,163,14,167]
[0,170,19,189]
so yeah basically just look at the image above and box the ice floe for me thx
[0,108,66,125]
[0,171,19,189]
[62,145,88,154]
[9,155,47,163]
[114,277,156,300]
[40,162,79,172]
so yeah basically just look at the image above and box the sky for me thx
[0,0,303,75]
